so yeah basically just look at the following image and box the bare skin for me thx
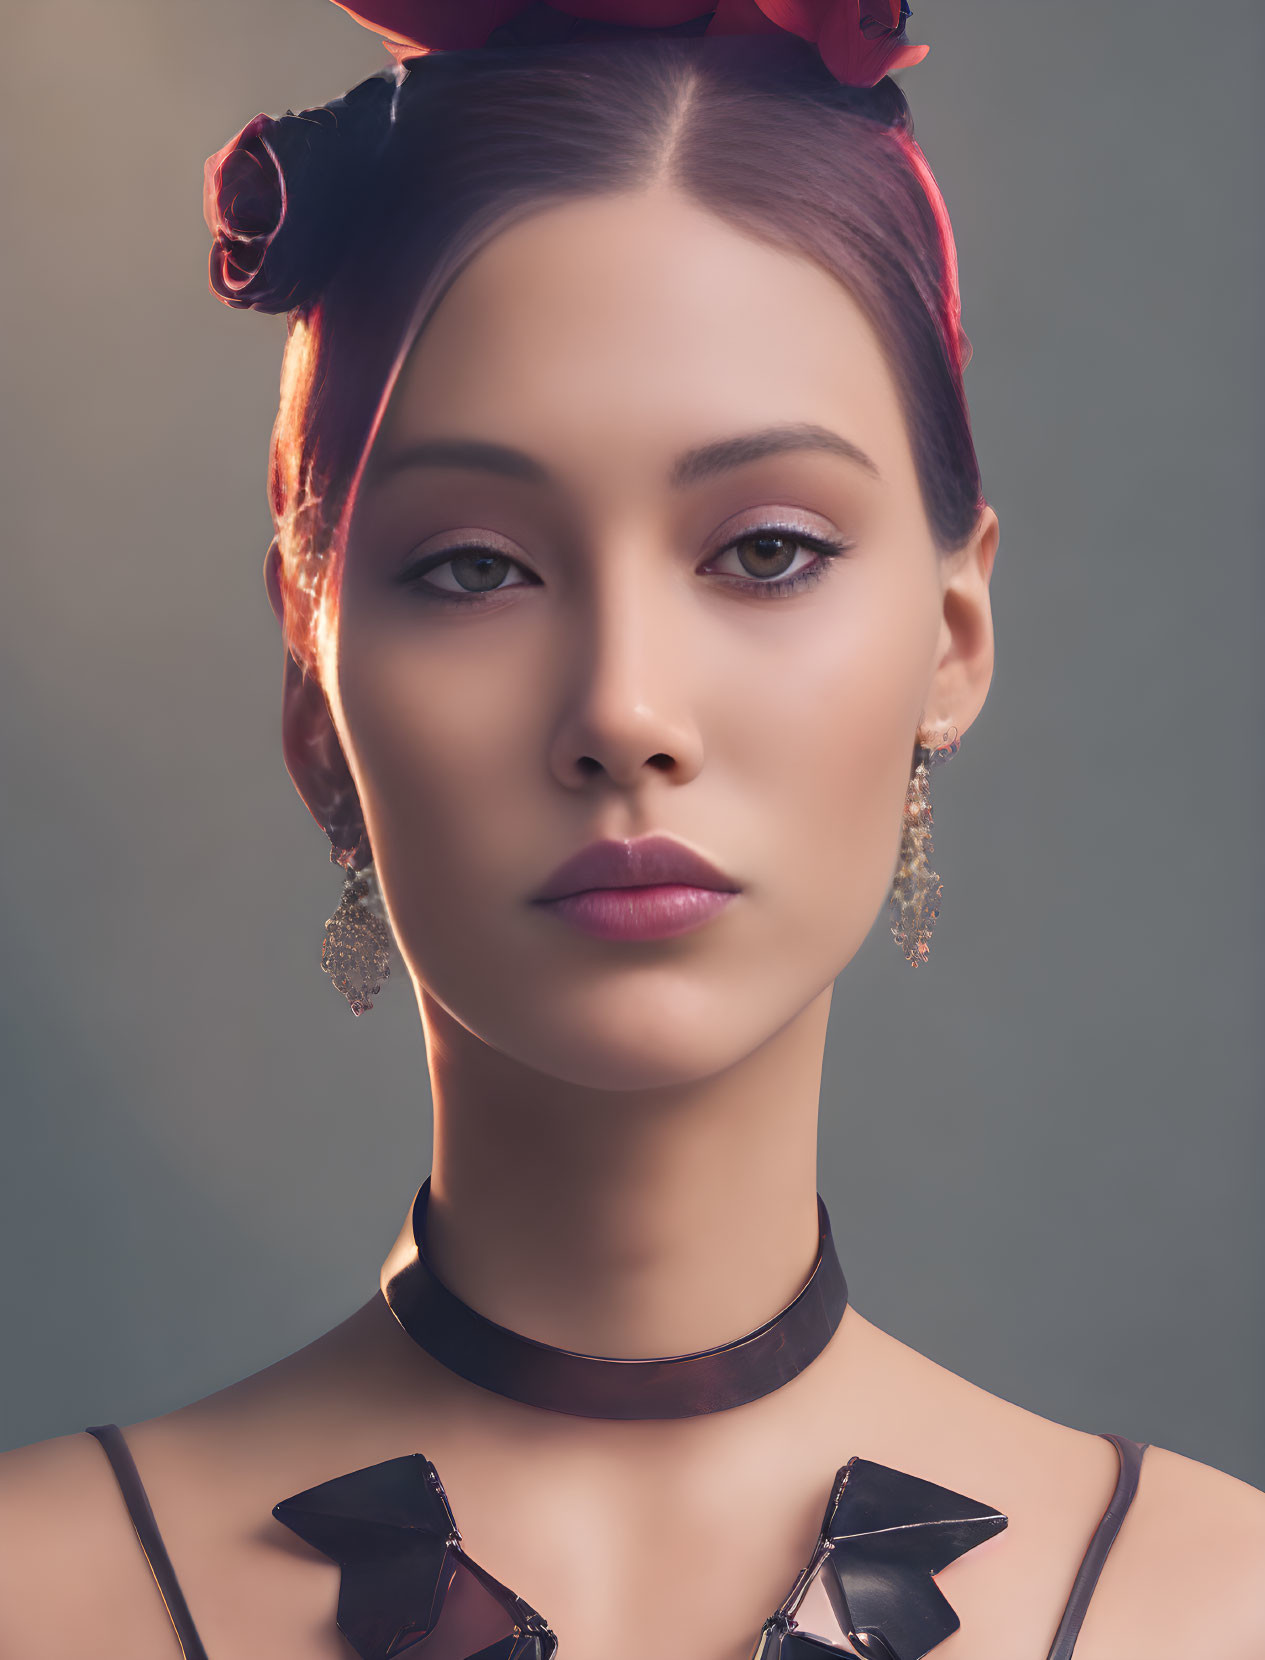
[2,188,1262,1659]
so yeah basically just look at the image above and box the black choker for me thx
[380,1179,848,1419]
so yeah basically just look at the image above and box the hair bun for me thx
[203,68,400,314]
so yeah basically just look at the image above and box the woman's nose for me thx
[545,559,705,794]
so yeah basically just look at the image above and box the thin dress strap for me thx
[1043,1432,1149,1660]
[85,1424,211,1660]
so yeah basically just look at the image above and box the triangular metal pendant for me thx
[273,1454,556,1660]
[756,1457,1007,1660]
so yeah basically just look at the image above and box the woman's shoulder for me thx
[1077,1437,1265,1659]
[0,1428,186,1658]
[949,1394,1265,1655]
[0,1404,336,1659]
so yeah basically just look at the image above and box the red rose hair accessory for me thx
[203,68,400,312]
[333,0,928,88]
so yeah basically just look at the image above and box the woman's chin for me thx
[415,976,801,1095]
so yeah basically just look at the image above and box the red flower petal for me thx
[818,5,927,86]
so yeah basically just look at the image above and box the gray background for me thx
[2,3,1262,1484]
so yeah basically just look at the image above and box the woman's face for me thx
[332,186,993,1090]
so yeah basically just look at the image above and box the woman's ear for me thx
[922,503,1000,744]
[264,540,367,863]
[263,536,287,626]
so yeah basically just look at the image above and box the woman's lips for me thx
[537,884,737,942]
[531,834,741,940]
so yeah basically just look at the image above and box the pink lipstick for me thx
[531,834,741,942]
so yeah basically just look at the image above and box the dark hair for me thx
[217,35,982,676]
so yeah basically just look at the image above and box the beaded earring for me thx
[320,801,392,1016]
[889,726,961,966]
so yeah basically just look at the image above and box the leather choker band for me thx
[380,1178,848,1419]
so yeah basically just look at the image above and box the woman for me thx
[1,4,1262,1657]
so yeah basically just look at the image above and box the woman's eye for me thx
[403,547,532,599]
[708,528,850,593]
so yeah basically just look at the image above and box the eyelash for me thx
[398,527,852,608]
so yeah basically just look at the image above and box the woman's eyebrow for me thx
[671,424,882,487]
[371,424,881,487]
[371,438,549,484]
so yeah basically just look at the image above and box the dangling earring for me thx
[889,726,960,967]
[320,804,392,1016]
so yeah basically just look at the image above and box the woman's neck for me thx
[415,984,834,1360]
